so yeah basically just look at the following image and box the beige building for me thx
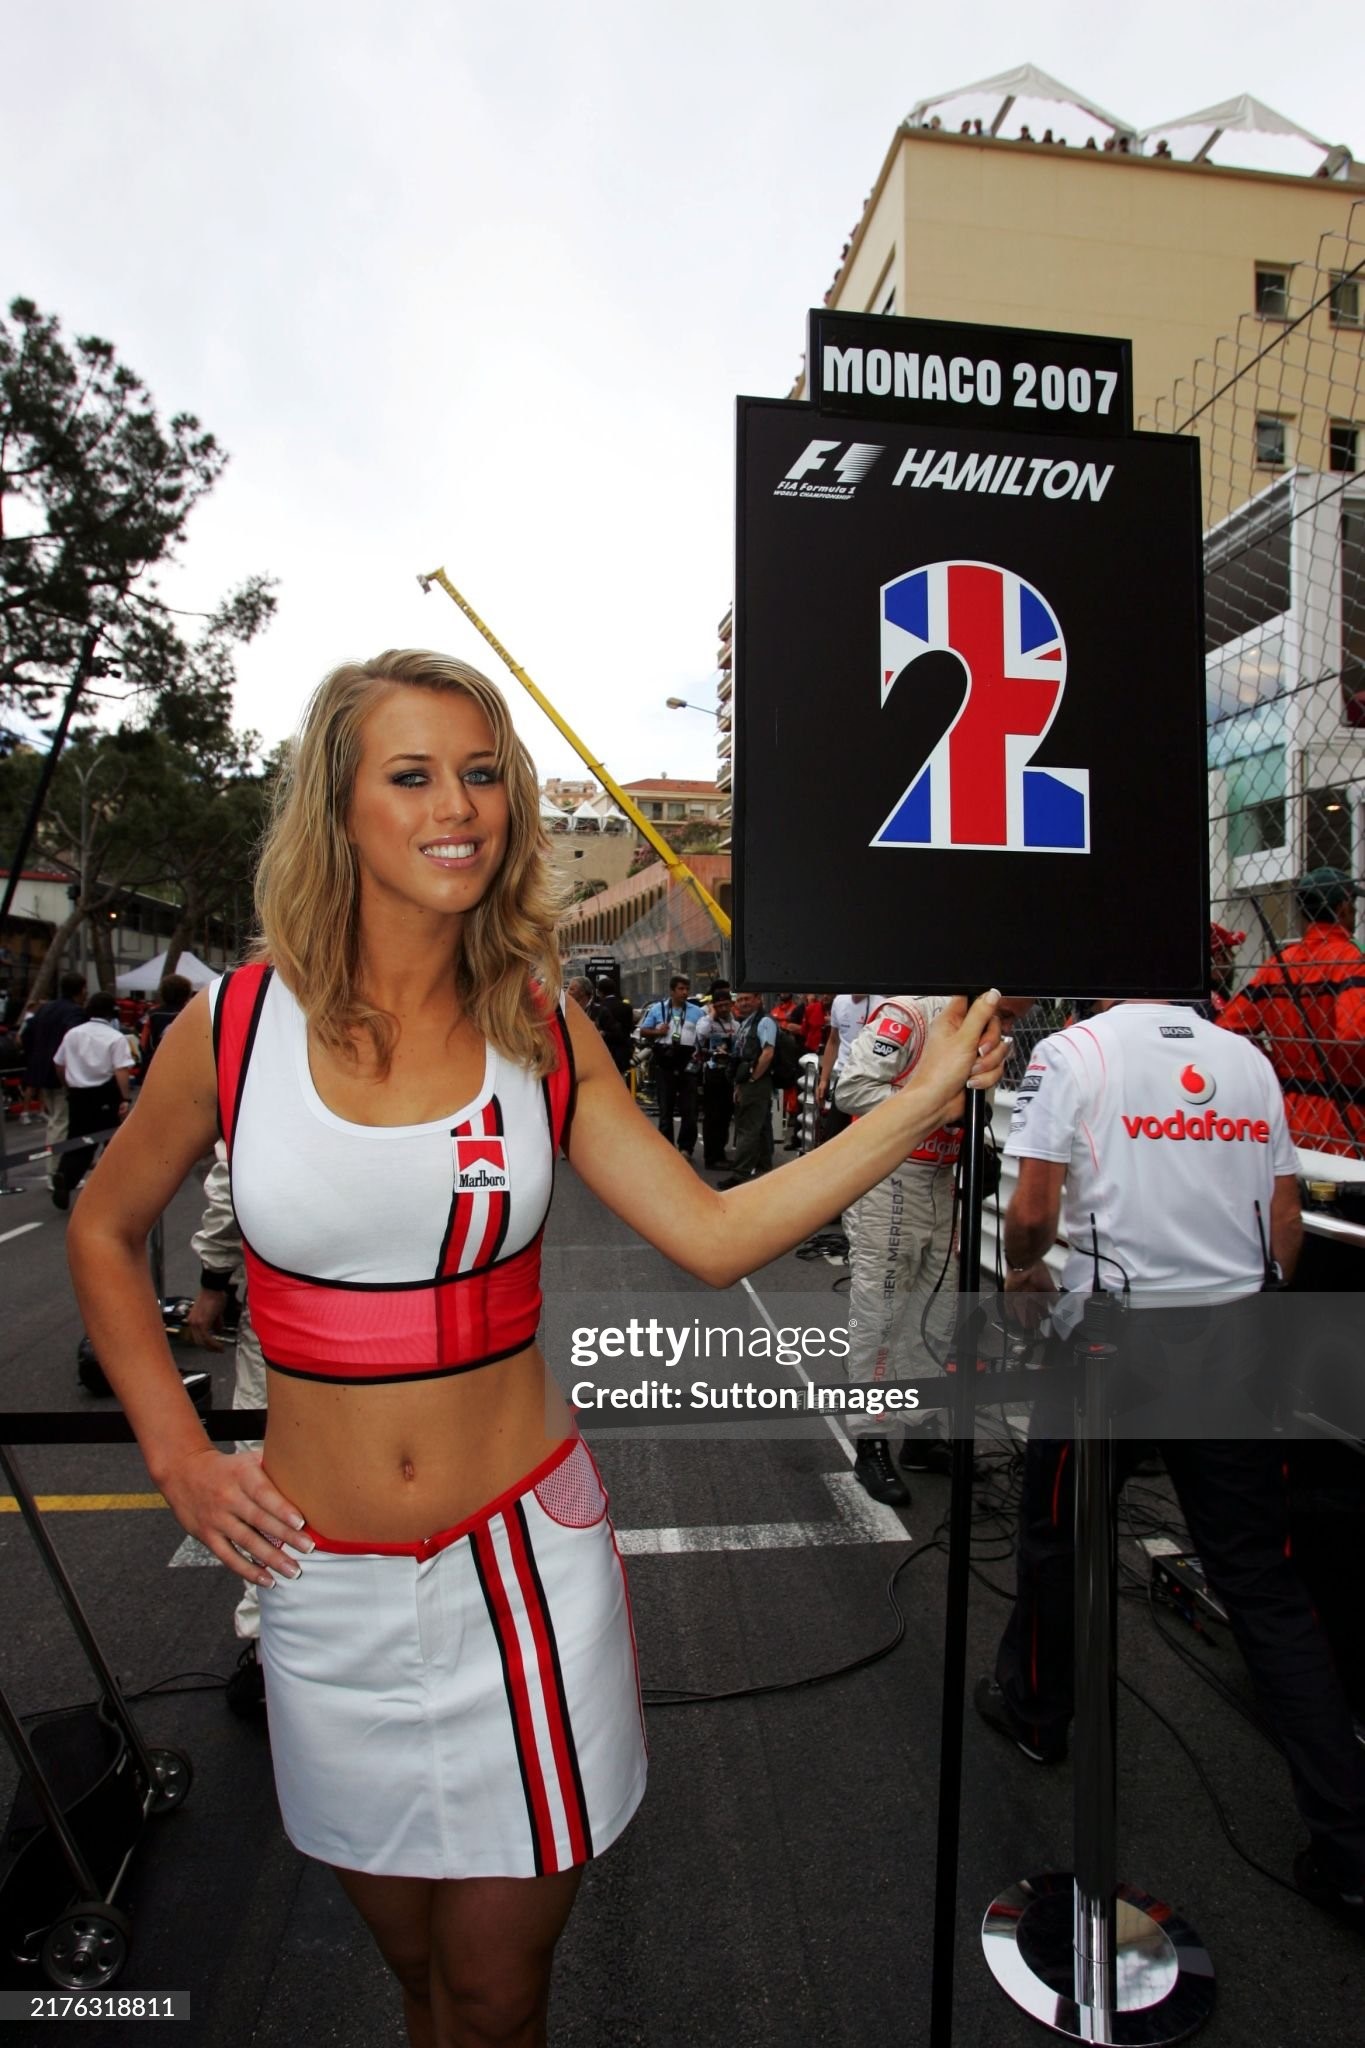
[619,776,726,826]
[547,829,638,901]
[543,776,598,809]
[813,72,1363,520]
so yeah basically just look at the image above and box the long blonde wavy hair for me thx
[253,649,564,1076]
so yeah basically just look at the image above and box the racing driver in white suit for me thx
[835,994,1032,1504]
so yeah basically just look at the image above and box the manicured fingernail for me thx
[1002,1035,1014,1047]
[986,987,1001,1002]
[290,1514,306,1530]
[258,1572,276,1588]
[297,1537,315,1553]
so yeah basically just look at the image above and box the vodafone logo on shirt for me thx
[1122,1062,1268,1145]
[1177,1062,1216,1105]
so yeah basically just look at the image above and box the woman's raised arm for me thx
[563,991,1004,1288]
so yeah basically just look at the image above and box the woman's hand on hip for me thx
[158,1446,313,1585]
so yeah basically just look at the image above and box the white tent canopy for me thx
[1141,94,1329,154]
[114,948,216,995]
[1140,94,1348,174]
[575,792,630,826]
[909,64,1137,143]
[539,793,570,820]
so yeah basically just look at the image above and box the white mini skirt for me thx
[258,1438,648,1879]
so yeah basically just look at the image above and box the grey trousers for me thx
[732,1078,775,1178]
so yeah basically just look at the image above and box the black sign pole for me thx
[928,1078,987,2048]
[735,339,1212,2041]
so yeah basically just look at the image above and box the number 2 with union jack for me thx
[873,560,1090,855]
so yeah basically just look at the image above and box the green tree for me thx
[0,295,274,723]
[0,724,267,1002]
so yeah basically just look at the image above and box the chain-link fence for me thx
[1136,200,1365,1161]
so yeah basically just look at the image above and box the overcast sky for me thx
[3,0,1359,786]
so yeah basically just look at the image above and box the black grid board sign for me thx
[733,387,1207,998]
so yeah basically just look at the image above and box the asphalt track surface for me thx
[0,1124,1361,2048]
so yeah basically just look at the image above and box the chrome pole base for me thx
[982,1874,1215,2044]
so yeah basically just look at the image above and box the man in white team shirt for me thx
[816,994,882,1142]
[976,997,1365,1932]
[51,991,135,1209]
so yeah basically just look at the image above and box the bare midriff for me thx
[261,1342,575,1544]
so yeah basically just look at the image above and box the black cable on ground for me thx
[1118,1670,1302,1898]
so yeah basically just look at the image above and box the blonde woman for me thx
[67,650,1004,2048]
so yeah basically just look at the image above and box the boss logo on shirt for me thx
[1159,1024,1194,1039]
[453,1136,510,1192]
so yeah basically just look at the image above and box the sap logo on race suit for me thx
[873,562,1090,856]
[875,1013,912,1045]
[1122,1063,1268,1144]
[775,440,885,500]
[453,1136,510,1193]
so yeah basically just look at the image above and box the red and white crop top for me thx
[210,963,575,1385]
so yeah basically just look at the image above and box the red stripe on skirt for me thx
[472,1521,557,1872]
[503,1507,589,1866]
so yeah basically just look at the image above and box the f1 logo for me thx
[873,560,1090,854]
[784,439,885,485]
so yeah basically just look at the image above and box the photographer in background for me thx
[639,973,703,1154]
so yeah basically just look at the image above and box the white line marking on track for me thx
[618,1471,907,1552]
[739,1274,856,1463]
[0,1221,44,1247]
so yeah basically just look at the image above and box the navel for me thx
[400,1457,417,1483]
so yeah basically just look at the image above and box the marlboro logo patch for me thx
[453,1135,510,1193]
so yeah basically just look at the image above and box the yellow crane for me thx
[418,567,731,939]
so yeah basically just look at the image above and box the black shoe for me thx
[900,1439,984,1478]
[1294,1848,1365,1933]
[899,1437,951,1474]
[51,1180,69,1211]
[973,1676,1067,1764]
[852,1437,911,1507]
[717,1174,751,1190]
[225,1640,267,1719]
